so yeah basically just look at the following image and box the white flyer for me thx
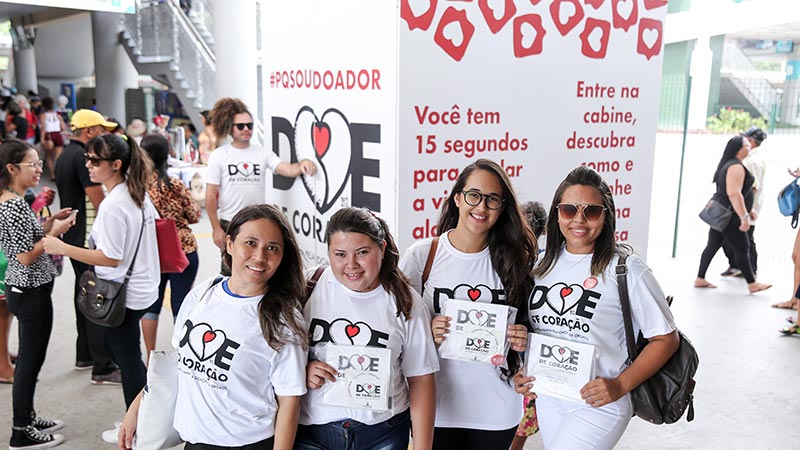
[525,334,596,402]
[439,299,512,367]
[323,345,392,411]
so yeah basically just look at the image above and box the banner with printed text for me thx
[398,0,668,257]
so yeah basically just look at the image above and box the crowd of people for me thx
[11,95,794,450]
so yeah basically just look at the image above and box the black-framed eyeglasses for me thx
[233,122,254,131]
[557,203,607,222]
[14,160,44,169]
[85,153,114,167]
[460,189,505,210]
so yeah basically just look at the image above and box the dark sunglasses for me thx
[557,203,607,222]
[233,122,254,131]
[85,153,114,167]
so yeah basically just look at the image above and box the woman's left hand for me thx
[43,236,66,255]
[506,324,528,352]
[580,377,625,408]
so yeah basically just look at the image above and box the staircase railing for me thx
[721,42,778,118]
[185,0,215,51]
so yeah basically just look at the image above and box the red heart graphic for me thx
[311,122,330,158]
[400,0,438,31]
[530,0,542,4]
[612,0,637,32]
[559,348,566,354]
[637,18,662,60]
[476,339,483,346]
[203,331,216,343]
[550,0,584,36]
[467,289,481,301]
[579,18,611,59]
[643,0,668,9]
[345,325,360,338]
[243,163,249,169]
[584,0,605,8]
[513,14,546,58]
[433,7,475,62]
[478,0,516,34]
[357,356,365,364]
[561,287,573,297]
[476,312,483,318]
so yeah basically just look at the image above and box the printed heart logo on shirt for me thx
[467,289,481,301]
[545,283,584,315]
[236,162,252,177]
[468,309,490,326]
[434,7,475,61]
[513,14,546,58]
[550,0,584,36]
[350,354,370,371]
[401,0,438,30]
[188,323,227,361]
[551,345,572,363]
[294,107,352,214]
[329,319,373,346]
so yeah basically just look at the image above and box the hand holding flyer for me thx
[525,334,597,402]
[323,345,392,411]
[439,299,515,367]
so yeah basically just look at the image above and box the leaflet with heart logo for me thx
[323,345,392,411]
[525,334,596,402]
[439,299,515,367]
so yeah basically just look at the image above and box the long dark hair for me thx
[87,134,152,208]
[325,207,413,320]
[712,136,746,183]
[437,159,536,379]
[0,139,33,190]
[140,134,173,189]
[222,204,307,350]
[535,166,630,278]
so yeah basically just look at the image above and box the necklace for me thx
[5,187,23,197]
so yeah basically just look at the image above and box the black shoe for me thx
[91,369,122,386]
[30,414,63,434]
[73,360,93,371]
[9,425,64,450]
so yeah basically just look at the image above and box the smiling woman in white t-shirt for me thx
[297,207,439,450]
[399,159,537,450]
[116,204,309,450]
[514,166,679,450]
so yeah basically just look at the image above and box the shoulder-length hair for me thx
[535,166,629,278]
[0,139,34,190]
[222,204,307,350]
[140,134,173,189]
[210,97,250,139]
[325,207,413,320]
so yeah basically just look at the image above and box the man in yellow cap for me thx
[54,109,121,385]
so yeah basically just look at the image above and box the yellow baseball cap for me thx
[70,109,118,131]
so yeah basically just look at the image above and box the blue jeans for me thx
[143,251,199,320]
[294,409,410,450]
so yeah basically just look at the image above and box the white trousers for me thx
[536,394,633,450]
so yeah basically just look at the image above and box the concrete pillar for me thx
[91,11,139,124]
[212,0,257,113]
[781,60,800,126]
[13,45,38,95]
[687,36,713,130]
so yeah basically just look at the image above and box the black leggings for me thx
[432,426,517,450]
[697,217,755,283]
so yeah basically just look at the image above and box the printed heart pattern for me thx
[188,323,227,361]
[468,309,491,326]
[550,345,572,363]
[545,283,583,315]
[294,107,352,214]
[349,354,371,371]
[329,319,374,346]
[401,0,664,61]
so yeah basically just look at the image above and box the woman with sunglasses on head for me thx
[514,166,679,450]
[297,208,438,450]
[399,159,536,450]
[44,133,160,440]
[0,139,74,449]
[694,135,771,293]
[117,204,308,450]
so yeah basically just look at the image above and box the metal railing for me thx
[721,42,779,117]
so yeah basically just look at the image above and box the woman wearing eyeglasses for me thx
[399,159,536,450]
[514,166,679,450]
[0,139,74,449]
[205,98,316,253]
[44,134,160,441]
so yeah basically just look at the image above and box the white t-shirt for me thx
[300,267,439,426]
[171,276,308,446]
[205,143,282,221]
[91,183,160,310]
[43,111,61,133]
[743,150,766,219]
[529,248,676,383]
[399,232,523,430]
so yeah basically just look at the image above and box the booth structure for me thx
[263,0,668,262]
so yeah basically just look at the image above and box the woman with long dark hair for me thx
[118,204,309,450]
[399,158,535,450]
[515,166,679,450]
[694,135,771,293]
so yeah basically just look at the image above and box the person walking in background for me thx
[720,127,767,278]
[55,109,120,384]
[39,97,67,180]
[0,139,74,450]
[138,134,201,361]
[694,135,771,293]
[197,110,217,162]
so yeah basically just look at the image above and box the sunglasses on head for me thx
[85,153,114,167]
[233,122,254,131]
[557,203,607,222]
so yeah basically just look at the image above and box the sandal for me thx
[779,324,800,336]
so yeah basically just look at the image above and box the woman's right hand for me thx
[431,315,451,345]
[118,401,139,449]
[739,216,751,232]
[306,360,337,389]
[513,370,537,398]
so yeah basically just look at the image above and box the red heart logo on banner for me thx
[584,0,605,8]
[612,0,638,32]
[311,122,330,158]
[643,0,668,10]
[434,7,475,62]
[637,18,663,60]
[401,0,438,30]
[513,14,546,58]
[478,0,517,34]
[550,0,585,36]
[579,18,611,59]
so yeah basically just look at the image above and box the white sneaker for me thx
[101,423,121,445]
